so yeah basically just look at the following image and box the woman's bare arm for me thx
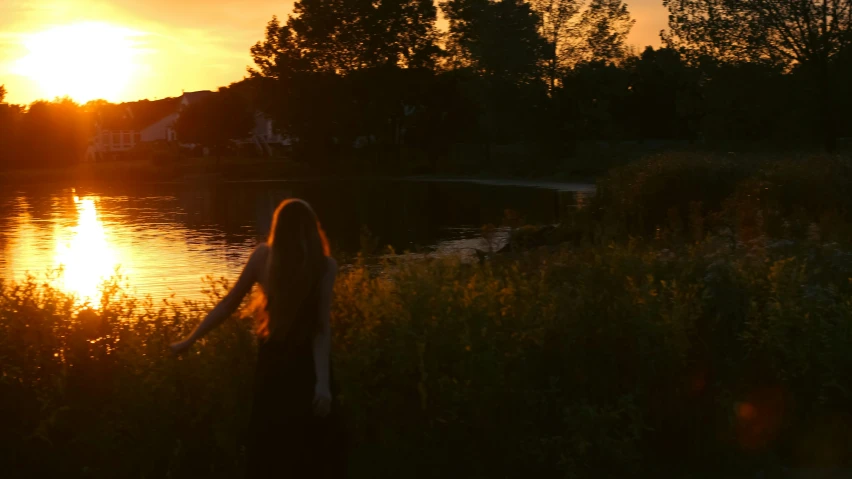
[171,245,267,353]
[312,257,338,417]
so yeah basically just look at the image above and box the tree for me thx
[352,0,441,69]
[18,98,90,167]
[442,0,547,84]
[440,0,549,167]
[251,0,440,76]
[0,92,92,169]
[664,0,852,65]
[0,87,25,168]
[249,17,307,80]
[531,0,583,91]
[558,60,632,141]
[173,88,254,162]
[529,0,634,91]
[249,19,351,164]
[248,2,442,168]
[698,62,800,144]
[624,47,703,141]
[575,0,635,64]
[663,0,852,150]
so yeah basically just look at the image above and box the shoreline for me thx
[401,176,597,192]
[0,163,597,193]
[219,175,596,192]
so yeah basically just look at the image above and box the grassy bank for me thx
[3,153,852,478]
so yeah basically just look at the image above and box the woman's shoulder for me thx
[326,256,338,271]
[247,242,271,268]
[255,242,271,255]
[325,256,339,278]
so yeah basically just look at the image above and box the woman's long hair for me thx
[250,199,330,341]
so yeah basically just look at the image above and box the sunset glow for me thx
[13,22,145,103]
[0,1,667,106]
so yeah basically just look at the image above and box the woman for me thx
[170,199,345,478]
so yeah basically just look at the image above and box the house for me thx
[87,90,289,161]
[86,96,184,162]
[233,111,292,156]
[149,91,215,148]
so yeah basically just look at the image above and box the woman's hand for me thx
[313,382,332,418]
[169,338,194,355]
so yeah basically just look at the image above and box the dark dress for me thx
[246,281,346,478]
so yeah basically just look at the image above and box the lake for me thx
[0,179,592,304]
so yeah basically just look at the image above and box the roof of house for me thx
[181,90,214,106]
[97,97,182,131]
[95,91,217,131]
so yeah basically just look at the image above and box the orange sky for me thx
[0,0,669,105]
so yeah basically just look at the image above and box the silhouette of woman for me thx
[170,199,346,478]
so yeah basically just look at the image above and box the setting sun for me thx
[13,22,145,103]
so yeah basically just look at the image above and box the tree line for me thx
[2,0,852,174]
[0,88,91,170]
[224,0,852,173]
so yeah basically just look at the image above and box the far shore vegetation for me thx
[3,0,852,182]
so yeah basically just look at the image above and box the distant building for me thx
[86,96,181,161]
[234,111,292,156]
[86,90,287,161]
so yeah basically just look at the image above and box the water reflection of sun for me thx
[54,195,124,303]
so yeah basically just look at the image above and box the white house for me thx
[86,95,185,161]
[140,112,178,143]
[87,90,288,161]
[233,111,292,155]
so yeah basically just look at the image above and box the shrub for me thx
[3,233,852,478]
[5,152,852,477]
[590,153,755,239]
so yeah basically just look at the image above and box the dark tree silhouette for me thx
[664,0,852,150]
[239,0,850,175]
[249,1,442,170]
[251,0,439,76]
[0,94,93,169]
[16,98,90,167]
[624,47,702,141]
[577,0,634,64]
[440,0,551,168]
[530,0,634,91]
[173,88,254,161]
[442,0,547,84]
[249,19,349,164]
[249,17,307,79]
[0,87,24,168]
[531,0,583,91]
[558,60,632,141]
[700,62,800,144]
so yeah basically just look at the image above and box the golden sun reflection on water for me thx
[53,195,125,303]
[1,182,575,308]
[1,188,258,307]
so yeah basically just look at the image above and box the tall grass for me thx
[3,153,852,478]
